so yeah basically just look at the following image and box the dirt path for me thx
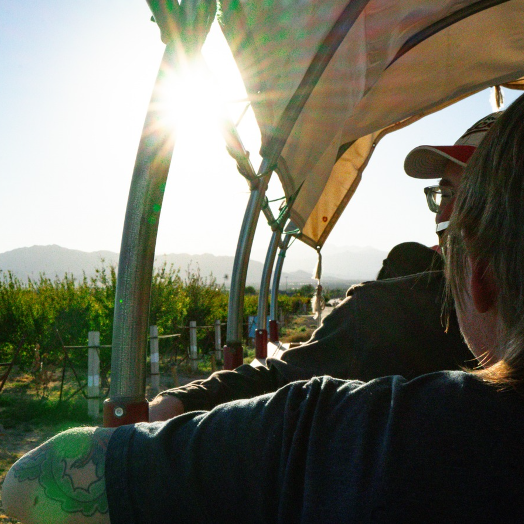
[0,425,58,523]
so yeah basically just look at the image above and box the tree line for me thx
[0,263,312,370]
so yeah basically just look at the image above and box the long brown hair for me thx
[446,93,524,387]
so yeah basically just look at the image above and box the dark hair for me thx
[377,242,442,280]
[446,93,524,386]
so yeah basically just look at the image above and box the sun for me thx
[161,22,253,140]
[161,56,224,138]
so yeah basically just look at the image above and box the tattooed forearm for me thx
[4,427,114,523]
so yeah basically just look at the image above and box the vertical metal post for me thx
[256,230,281,358]
[315,285,324,328]
[189,321,198,372]
[269,233,292,342]
[149,325,160,396]
[104,44,178,427]
[214,319,222,362]
[224,167,270,370]
[88,331,100,419]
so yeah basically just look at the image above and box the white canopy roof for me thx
[219,0,524,248]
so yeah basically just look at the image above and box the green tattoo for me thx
[13,428,110,516]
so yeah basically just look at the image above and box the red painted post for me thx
[269,320,279,342]
[103,399,149,427]
[223,343,243,370]
[255,329,267,359]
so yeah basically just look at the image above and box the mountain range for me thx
[0,245,388,289]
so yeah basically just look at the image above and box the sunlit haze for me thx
[1,1,520,273]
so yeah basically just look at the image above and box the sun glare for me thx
[162,58,223,139]
[147,21,261,170]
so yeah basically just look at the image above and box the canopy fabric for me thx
[219,0,524,248]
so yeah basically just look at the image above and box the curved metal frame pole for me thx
[255,229,281,358]
[224,162,271,369]
[103,44,177,427]
[269,233,292,342]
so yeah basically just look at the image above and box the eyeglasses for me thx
[424,185,456,213]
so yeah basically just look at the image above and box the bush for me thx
[0,263,250,369]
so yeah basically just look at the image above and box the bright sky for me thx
[1,1,521,269]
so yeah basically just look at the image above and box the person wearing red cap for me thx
[405,111,503,240]
[5,94,524,523]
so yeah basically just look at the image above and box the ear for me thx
[470,258,498,313]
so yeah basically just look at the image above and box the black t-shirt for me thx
[106,371,524,523]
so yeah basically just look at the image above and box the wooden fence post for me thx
[215,320,222,363]
[87,331,100,419]
[189,321,198,372]
[150,325,160,396]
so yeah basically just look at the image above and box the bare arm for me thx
[149,393,185,421]
[2,426,115,524]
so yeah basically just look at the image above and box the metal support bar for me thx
[226,161,271,348]
[270,233,292,320]
[255,229,281,358]
[104,44,179,427]
[223,120,277,227]
[258,230,281,329]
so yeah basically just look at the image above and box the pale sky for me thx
[1,1,521,269]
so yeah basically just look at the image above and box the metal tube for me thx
[105,44,177,425]
[254,230,280,358]
[222,121,277,227]
[257,230,281,330]
[226,161,271,345]
[270,233,292,320]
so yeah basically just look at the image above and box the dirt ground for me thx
[0,425,59,523]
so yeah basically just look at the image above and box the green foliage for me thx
[0,263,252,370]
[0,390,91,428]
[243,295,259,316]
[0,266,117,371]
[297,284,315,296]
[322,287,348,302]
[149,264,187,335]
[276,294,310,315]
[178,265,227,351]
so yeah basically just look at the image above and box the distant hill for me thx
[155,252,263,285]
[0,245,119,281]
[0,245,386,288]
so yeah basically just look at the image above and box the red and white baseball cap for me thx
[404,111,503,179]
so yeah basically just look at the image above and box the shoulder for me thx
[299,371,502,411]
[347,270,445,294]
[344,271,446,309]
[2,426,114,524]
